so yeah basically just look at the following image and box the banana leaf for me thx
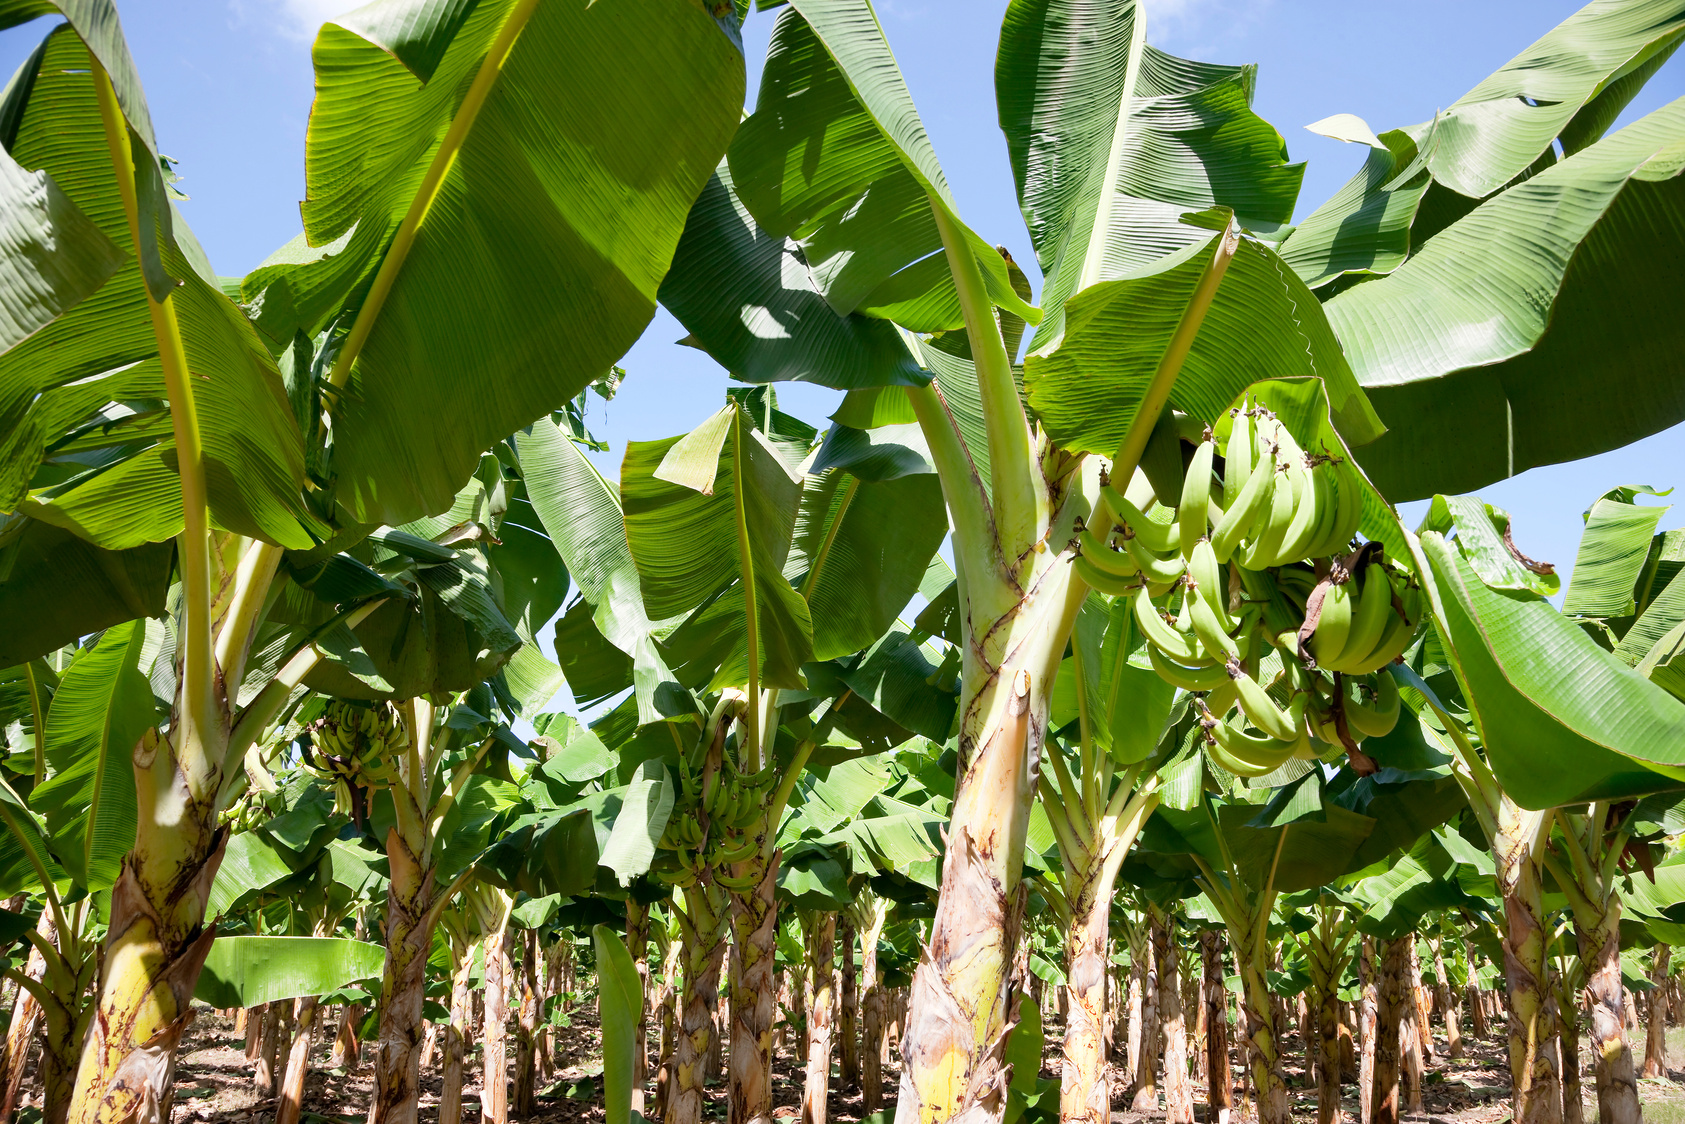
[255,0,744,526]
[725,0,1038,334]
[0,515,171,666]
[995,0,1303,350]
[593,922,643,1124]
[1331,98,1685,501]
[1023,226,1382,458]
[194,935,386,1009]
[1421,529,1685,807]
[622,405,813,692]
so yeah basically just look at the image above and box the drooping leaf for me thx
[597,763,674,888]
[592,922,643,1124]
[1419,0,1685,197]
[0,141,124,353]
[1278,123,1431,290]
[1330,100,1685,501]
[297,0,744,526]
[194,936,387,1009]
[785,466,945,661]
[514,417,679,723]
[1422,529,1685,808]
[1417,493,1561,598]
[659,160,929,390]
[29,618,149,890]
[995,0,1303,349]
[725,0,1037,334]
[0,515,171,666]
[1562,488,1670,620]
[0,25,313,549]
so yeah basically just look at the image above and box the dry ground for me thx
[11,1005,1682,1124]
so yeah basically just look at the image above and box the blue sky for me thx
[3,0,1682,584]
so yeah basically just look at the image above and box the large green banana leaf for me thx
[1421,0,1685,198]
[0,140,123,353]
[514,418,679,724]
[994,0,1303,351]
[1023,225,1382,457]
[785,459,945,662]
[260,0,743,527]
[725,0,1037,335]
[622,404,814,692]
[1277,122,1432,290]
[1283,0,1685,293]
[29,618,149,890]
[593,922,643,1124]
[1421,529,1685,808]
[658,160,929,390]
[0,516,171,666]
[1328,98,1685,501]
[194,935,386,1009]
[207,830,302,919]
[0,23,312,548]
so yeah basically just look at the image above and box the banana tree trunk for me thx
[894,593,1078,1124]
[1497,805,1563,1124]
[671,881,728,1124]
[246,1004,265,1062]
[1408,941,1433,1063]
[1644,945,1671,1078]
[1359,938,1376,1124]
[1559,973,1584,1124]
[655,935,683,1122]
[1371,938,1407,1124]
[372,827,437,1124]
[1306,922,1344,1124]
[1125,944,1144,1091]
[484,925,512,1124]
[1060,882,1112,1124]
[802,912,837,1124]
[1574,894,1638,1124]
[1400,986,1423,1115]
[515,929,538,1121]
[262,1002,289,1095]
[440,939,476,1124]
[1201,931,1231,1124]
[861,907,888,1113]
[1132,925,1159,1112]
[331,1003,363,1070]
[276,997,319,1124]
[65,727,226,1124]
[1432,939,1462,1059]
[1155,911,1194,1124]
[1234,934,1289,1124]
[727,849,780,1124]
[0,924,48,1122]
[839,918,858,1092]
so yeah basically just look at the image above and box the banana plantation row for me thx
[0,1,1681,1124]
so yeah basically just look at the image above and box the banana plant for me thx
[1396,483,1685,1124]
[0,2,745,1116]
[666,1,1393,1114]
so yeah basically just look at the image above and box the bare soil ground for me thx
[13,1006,1679,1124]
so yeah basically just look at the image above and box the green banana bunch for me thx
[305,701,406,821]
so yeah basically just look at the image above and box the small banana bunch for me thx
[705,756,778,893]
[653,755,779,891]
[304,700,406,823]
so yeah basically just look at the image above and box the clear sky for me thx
[3,0,1682,586]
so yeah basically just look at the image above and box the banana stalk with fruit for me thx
[1079,401,1420,782]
